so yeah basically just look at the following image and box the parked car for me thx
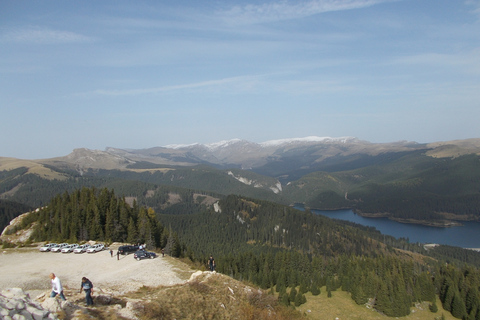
[86,244,104,253]
[133,250,156,261]
[118,245,139,255]
[39,243,57,252]
[50,243,69,252]
[73,244,90,254]
[61,244,79,253]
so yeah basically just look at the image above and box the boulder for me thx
[40,298,62,314]
[0,288,56,320]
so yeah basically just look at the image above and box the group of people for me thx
[49,273,94,306]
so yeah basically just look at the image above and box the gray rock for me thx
[1,288,57,320]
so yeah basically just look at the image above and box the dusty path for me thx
[0,244,194,298]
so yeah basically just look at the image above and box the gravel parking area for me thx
[0,244,193,298]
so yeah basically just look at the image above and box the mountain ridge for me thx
[49,136,432,173]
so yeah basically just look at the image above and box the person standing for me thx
[79,277,94,306]
[49,273,66,301]
[208,255,216,272]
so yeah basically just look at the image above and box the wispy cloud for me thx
[0,26,93,44]
[390,49,480,75]
[218,0,396,25]
[93,75,264,96]
[465,0,480,17]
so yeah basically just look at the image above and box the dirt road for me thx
[0,244,194,298]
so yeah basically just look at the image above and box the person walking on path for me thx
[49,273,66,301]
[117,250,119,260]
[79,277,94,306]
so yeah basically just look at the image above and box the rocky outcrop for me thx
[1,287,146,320]
[0,288,57,320]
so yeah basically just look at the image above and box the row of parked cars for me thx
[39,243,105,253]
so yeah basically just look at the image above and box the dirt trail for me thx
[0,245,194,298]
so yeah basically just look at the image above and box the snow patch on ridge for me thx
[260,136,355,147]
[163,142,201,149]
[163,136,356,150]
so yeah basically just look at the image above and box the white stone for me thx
[41,298,62,314]
[1,288,28,300]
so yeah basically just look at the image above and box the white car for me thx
[61,244,79,253]
[50,243,69,252]
[86,244,104,253]
[73,244,90,254]
[39,243,57,252]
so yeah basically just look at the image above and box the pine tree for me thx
[127,217,137,244]
[294,292,302,306]
[289,287,297,305]
[443,284,457,312]
[451,291,467,319]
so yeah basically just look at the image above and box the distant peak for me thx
[164,139,245,150]
[163,137,358,150]
[163,142,200,149]
[260,136,356,147]
[204,139,244,150]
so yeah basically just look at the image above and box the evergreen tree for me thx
[451,291,467,319]
[294,292,303,307]
[289,287,297,305]
[127,217,137,244]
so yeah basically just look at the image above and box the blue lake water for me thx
[301,208,480,248]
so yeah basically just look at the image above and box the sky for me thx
[1,0,480,159]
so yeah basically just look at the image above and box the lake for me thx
[299,207,480,249]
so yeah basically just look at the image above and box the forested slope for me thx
[285,153,480,222]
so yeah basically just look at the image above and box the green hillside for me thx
[285,153,480,222]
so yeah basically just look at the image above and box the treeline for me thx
[0,199,32,232]
[25,187,175,251]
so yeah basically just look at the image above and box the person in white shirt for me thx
[49,273,66,301]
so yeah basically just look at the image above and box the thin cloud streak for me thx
[93,75,264,96]
[219,0,398,25]
[0,26,93,44]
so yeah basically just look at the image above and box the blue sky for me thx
[1,0,479,159]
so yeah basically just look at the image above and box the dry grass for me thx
[0,157,68,181]
[133,273,304,320]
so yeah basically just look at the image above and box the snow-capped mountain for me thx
[100,136,424,178]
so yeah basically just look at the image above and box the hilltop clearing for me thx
[0,245,193,299]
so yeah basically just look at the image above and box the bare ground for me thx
[0,244,195,299]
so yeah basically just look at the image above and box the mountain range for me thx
[36,136,480,178]
[2,136,480,226]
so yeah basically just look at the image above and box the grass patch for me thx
[297,287,457,320]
